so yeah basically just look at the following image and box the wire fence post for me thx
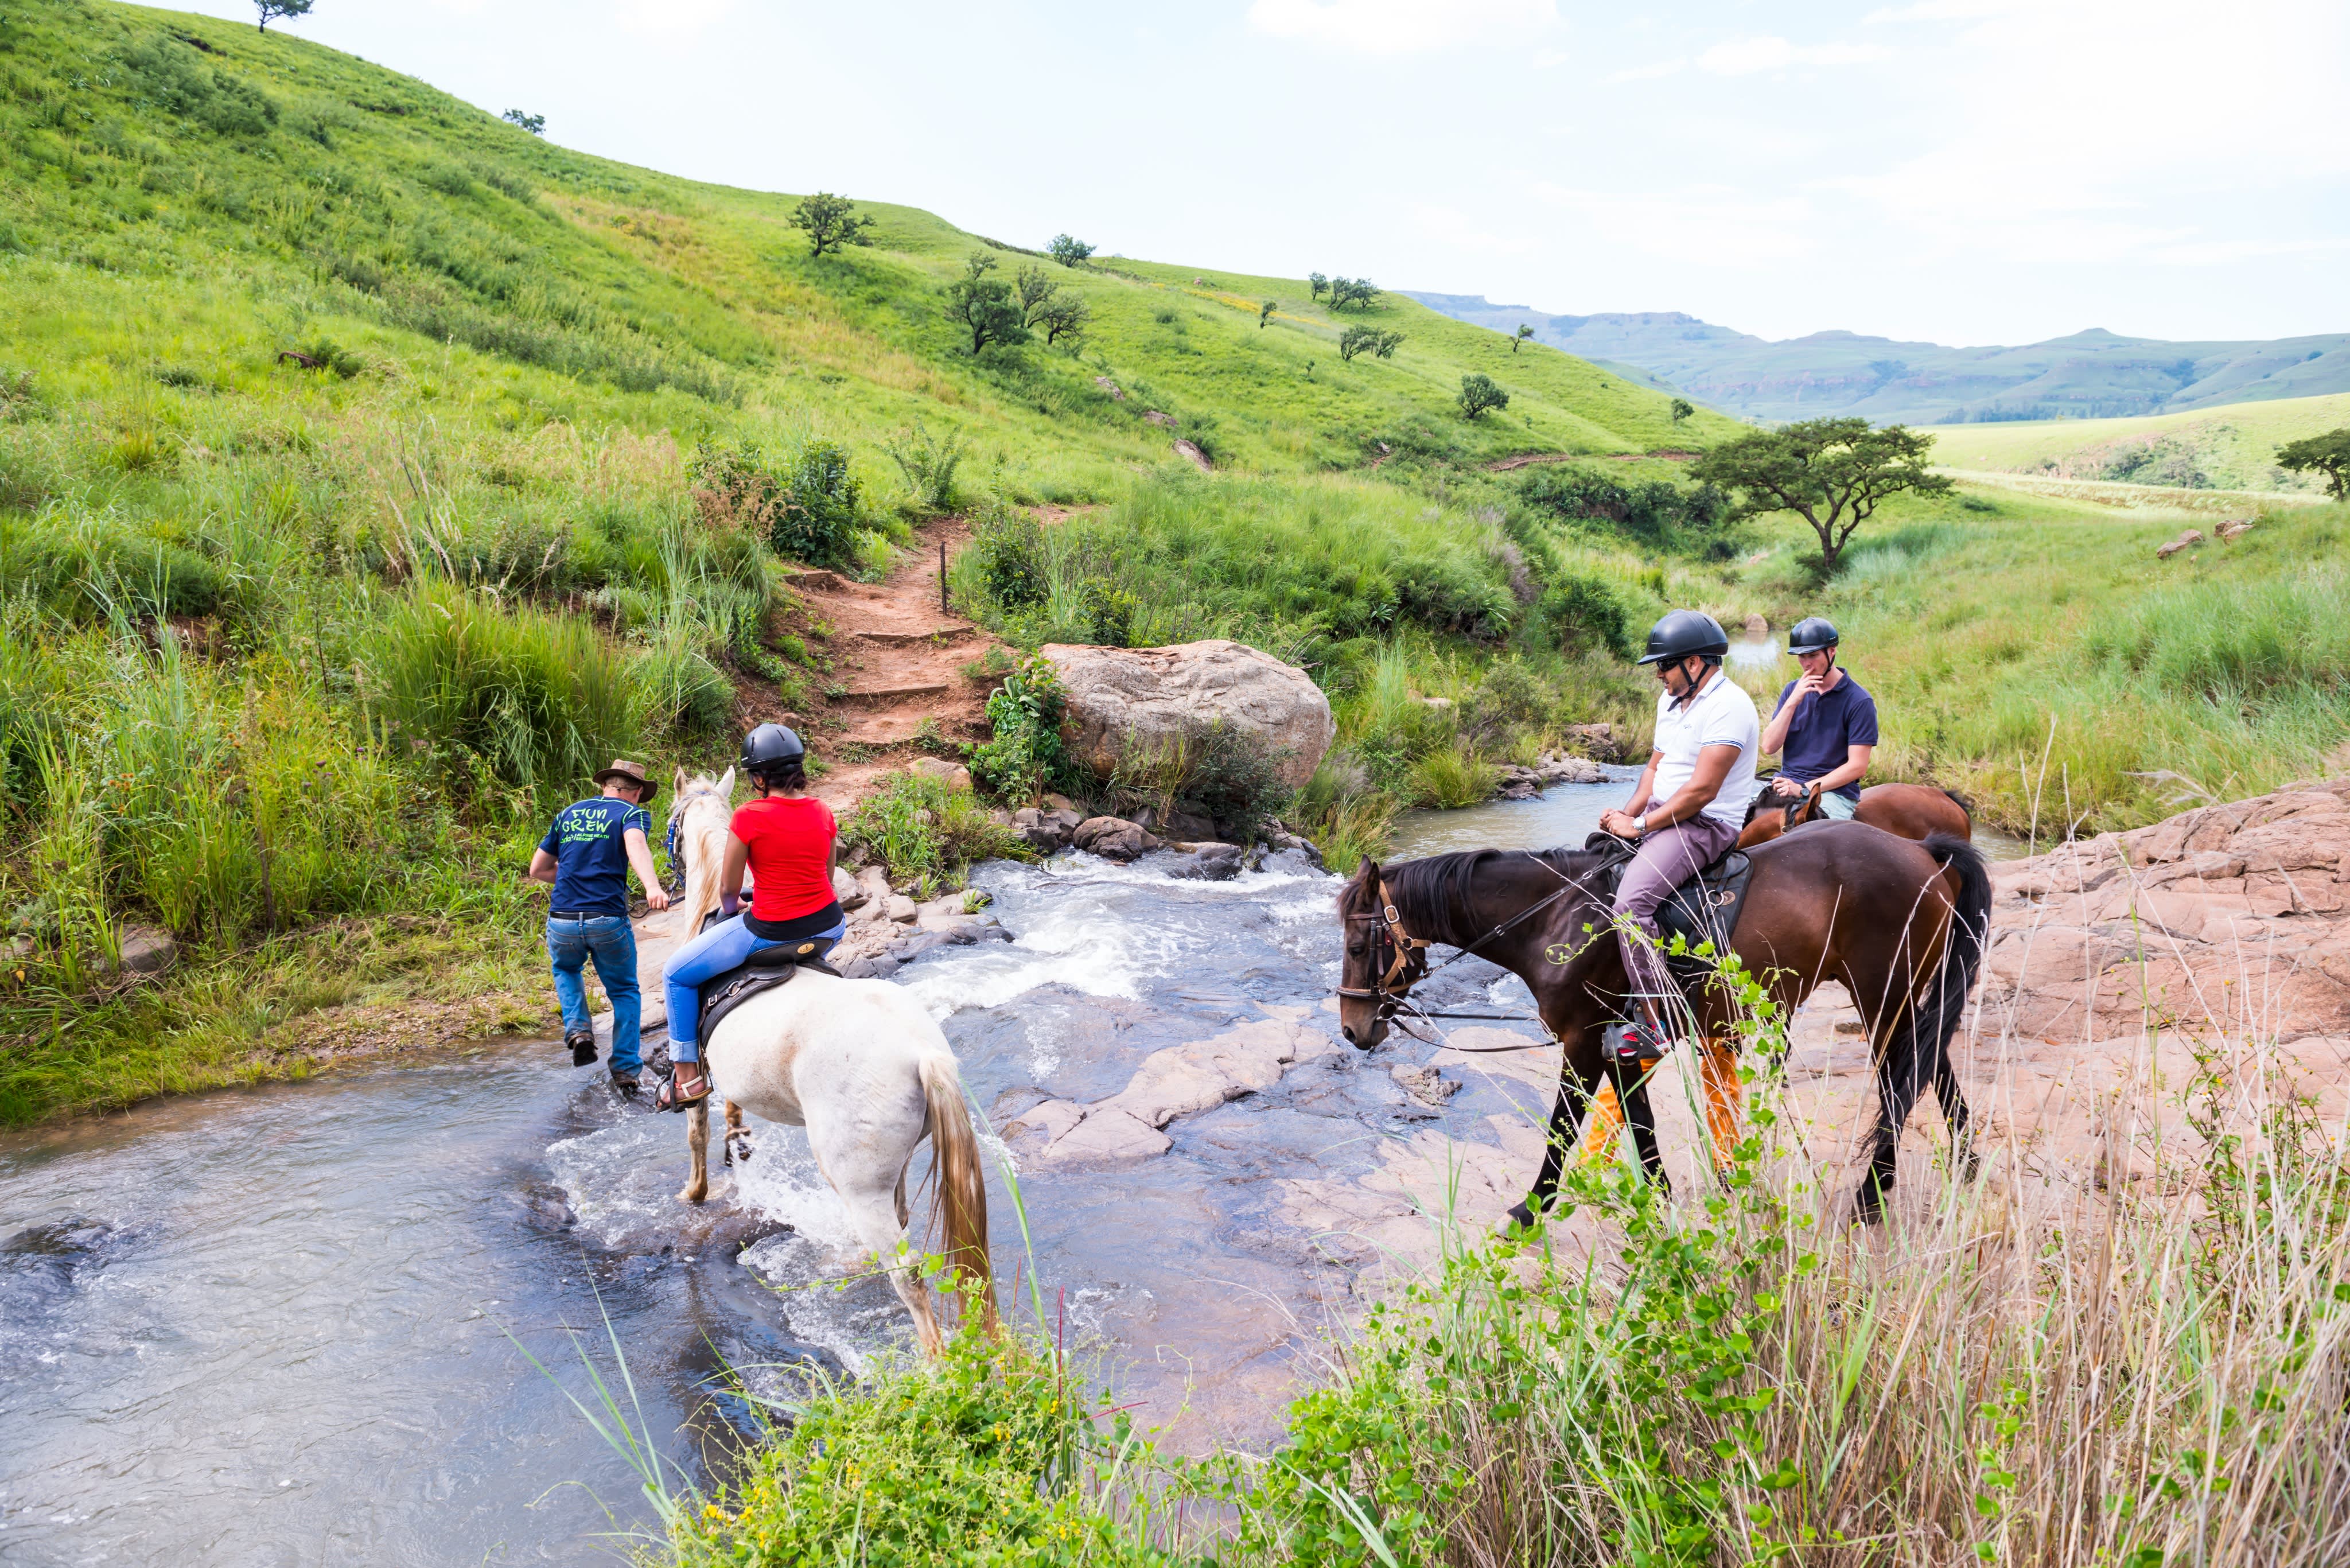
[939,539,948,616]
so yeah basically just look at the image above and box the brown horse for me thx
[1738,781,1975,850]
[1336,822,1990,1224]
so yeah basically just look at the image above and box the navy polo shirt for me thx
[1773,672,1879,803]
[539,796,652,916]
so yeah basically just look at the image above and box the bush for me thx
[1538,571,1633,657]
[967,656,1077,802]
[1081,579,1135,646]
[1405,747,1499,808]
[885,421,967,513]
[839,771,1028,898]
[364,583,640,798]
[687,439,862,567]
[1458,373,1509,419]
[972,504,1049,611]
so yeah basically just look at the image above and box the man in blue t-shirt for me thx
[526,760,671,1092]
[1759,617,1878,820]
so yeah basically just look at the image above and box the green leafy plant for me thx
[967,656,1076,803]
[972,504,1050,611]
[1081,578,1137,647]
[1458,373,1508,420]
[884,421,968,514]
[788,190,874,258]
[839,769,1028,897]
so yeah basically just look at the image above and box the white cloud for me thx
[1246,0,1557,54]
[1529,183,1817,262]
[1697,36,1891,75]
[612,0,734,42]
[1610,56,1687,81]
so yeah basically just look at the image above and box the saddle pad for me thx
[698,944,840,1046]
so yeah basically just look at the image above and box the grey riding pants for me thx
[1611,814,1742,1005]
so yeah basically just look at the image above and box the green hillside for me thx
[0,0,1736,1121]
[1927,392,2350,494]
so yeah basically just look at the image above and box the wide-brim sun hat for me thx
[592,758,659,801]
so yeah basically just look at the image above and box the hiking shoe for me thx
[608,1069,641,1098]
[1612,1021,1672,1063]
[567,1032,598,1067]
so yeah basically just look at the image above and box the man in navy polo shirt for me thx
[526,759,671,1092]
[1760,617,1877,819]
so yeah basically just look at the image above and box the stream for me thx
[0,766,2023,1564]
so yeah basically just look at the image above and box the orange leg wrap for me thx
[1700,1036,1744,1175]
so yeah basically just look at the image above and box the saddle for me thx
[697,940,839,1046]
[1578,832,1756,990]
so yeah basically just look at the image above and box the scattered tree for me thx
[1015,263,1060,322]
[1513,324,1534,353]
[1308,272,1329,302]
[501,109,545,136]
[1259,299,1276,328]
[1692,417,1954,575]
[1459,373,1509,419]
[2277,427,2350,500]
[1670,397,1695,425]
[1031,293,1092,348]
[255,0,311,30]
[1338,324,1380,363]
[788,192,874,259]
[1048,234,1095,269]
[944,251,1029,356]
[1373,330,1403,360]
[1326,276,1380,311]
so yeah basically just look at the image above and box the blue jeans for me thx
[662,912,845,1063]
[547,915,641,1074]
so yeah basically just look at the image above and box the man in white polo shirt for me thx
[1597,609,1760,1055]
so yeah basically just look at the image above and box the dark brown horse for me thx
[1336,823,1991,1224]
[1738,781,1975,850]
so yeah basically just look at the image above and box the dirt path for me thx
[773,517,1004,812]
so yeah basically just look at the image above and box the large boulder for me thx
[1042,639,1334,791]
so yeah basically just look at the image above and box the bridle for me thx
[1337,853,1624,1048]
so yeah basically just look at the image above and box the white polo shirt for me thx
[1650,669,1760,830]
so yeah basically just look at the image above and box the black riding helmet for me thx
[1787,616,1841,655]
[738,722,806,782]
[1636,609,1730,667]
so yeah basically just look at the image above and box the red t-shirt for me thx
[732,796,838,923]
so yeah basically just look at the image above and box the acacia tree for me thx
[1015,263,1059,321]
[944,252,1029,355]
[1032,293,1091,348]
[1460,373,1508,419]
[1048,234,1095,268]
[1338,324,1380,362]
[255,0,311,29]
[1327,276,1380,311]
[2277,428,2350,500]
[1513,324,1534,353]
[1670,398,1695,425]
[1693,417,1953,575]
[1374,330,1403,359]
[1308,272,1329,302]
[789,192,874,258]
[1259,299,1276,328]
[501,109,545,135]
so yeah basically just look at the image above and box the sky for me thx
[173,0,2350,348]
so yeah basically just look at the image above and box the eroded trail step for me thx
[853,626,979,645]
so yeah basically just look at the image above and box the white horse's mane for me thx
[668,765,735,939]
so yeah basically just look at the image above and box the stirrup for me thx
[653,1064,710,1114]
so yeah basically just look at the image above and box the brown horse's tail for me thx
[920,1053,998,1332]
[1887,832,1991,1101]
[1939,787,1975,826]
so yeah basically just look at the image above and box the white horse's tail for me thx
[920,1053,997,1332]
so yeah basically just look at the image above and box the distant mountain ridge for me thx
[1406,293,2350,426]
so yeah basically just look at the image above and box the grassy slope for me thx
[1929,391,2350,493]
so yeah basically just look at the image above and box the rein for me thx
[1340,849,1627,1051]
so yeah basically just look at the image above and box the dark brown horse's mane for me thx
[1341,846,1604,948]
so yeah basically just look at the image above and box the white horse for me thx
[664,769,995,1353]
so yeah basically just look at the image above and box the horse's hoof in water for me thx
[679,1184,707,1205]
[729,1137,755,1166]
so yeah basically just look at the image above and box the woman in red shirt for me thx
[658,725,843,1108]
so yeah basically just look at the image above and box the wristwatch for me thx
[1632,814,1649,834]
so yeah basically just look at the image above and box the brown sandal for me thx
[655,1061,710,1114]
